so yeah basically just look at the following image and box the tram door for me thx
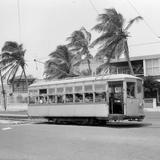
[108,81,124,114]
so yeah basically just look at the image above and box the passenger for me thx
[109,93,114,114]
[39,99,43,104]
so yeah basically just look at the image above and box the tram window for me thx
[75,86,82,92]
[48,88,55,94]
[75,93,83,103]
[84,85,93,92]
[29,96,36,104]
[39,89,47,94]
[95,84,106,91]
[35,96,39,104]
[57,95,64,103]
[29,90,38,96]
[57,88,64,94]
[127,82,135,98]
[95,92,106,102]
[137,80,142,93]
[65,87,73,93]
[48,95,56,103]
[39,96,48,104]
[66,94,73,103]
[84,93,93,103]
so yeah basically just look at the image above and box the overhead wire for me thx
[17,0,21,43]
[127,0,159,40]
[88,0,99,15]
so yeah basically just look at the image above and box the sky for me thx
[0,0,160,78]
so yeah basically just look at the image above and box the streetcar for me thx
[28,74,145,124]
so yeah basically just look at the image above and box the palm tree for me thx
[44,45,80,79]
[67,27,93,75]
[91,8,143,75]
[0,41,28,110]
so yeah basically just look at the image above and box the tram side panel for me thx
[28,105,49,117]
[28,103,109,118]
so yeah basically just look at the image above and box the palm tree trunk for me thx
[22,67,28,91]
[86,51,92,75]
[124,40,134,75]
[105,44,118,74]
[0,70,7,110]
[87,59,92,75]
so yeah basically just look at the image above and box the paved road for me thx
[0,112,160,160]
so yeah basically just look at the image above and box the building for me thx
[109,54,160,105]
[80,54,160,107]
[0,75,36,110]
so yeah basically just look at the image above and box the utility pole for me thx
[0,70,6,110]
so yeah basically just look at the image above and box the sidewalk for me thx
[0,111,29,119]
[144,107,160,112]
[0,104,29,119]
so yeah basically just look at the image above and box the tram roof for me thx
[29,74,141,88]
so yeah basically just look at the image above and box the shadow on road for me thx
[105,122,152,128]
[35,121,152,128]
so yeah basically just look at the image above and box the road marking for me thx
[2,127,12,131]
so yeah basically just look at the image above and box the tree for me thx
[67,27,93,75]
[44,45,80,79]
[143,76,160,98]
[0,41,28,110]
[91,8,143,75]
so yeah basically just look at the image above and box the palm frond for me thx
[1,41,27,85]
[124,16,143,31]
[90,32,115,48]
[7,65,19,84]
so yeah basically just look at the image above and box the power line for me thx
[34,59,74,76]
[88,0,99,15]
[127,0,159,39]
[17,0,21,43]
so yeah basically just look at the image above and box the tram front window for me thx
[127,82,135,98]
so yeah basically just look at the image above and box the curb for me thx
[0,114,29,120]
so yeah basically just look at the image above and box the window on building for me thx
[146,59,160,76]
